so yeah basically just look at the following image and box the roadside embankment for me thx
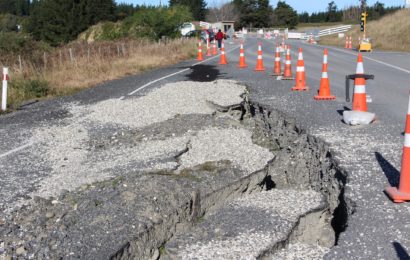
[319,9,410,52]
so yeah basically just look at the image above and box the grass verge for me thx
[319,9,410,52]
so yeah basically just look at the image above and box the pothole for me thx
[0,86,353,259]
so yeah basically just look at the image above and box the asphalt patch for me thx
[186,65,221,82]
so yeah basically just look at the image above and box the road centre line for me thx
[0,142,33,159]
[127,45,240,96]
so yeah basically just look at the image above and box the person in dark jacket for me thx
[215,29,224,49]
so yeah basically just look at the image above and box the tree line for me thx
[298,1,402,23]
[0,0,402,47]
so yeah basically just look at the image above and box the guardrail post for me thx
[1,67,8,111]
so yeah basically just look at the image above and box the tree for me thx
[326,1,337,22]
[206,2,239,23]
[298,11,309,23]
[28,0,116,46]
[234,0,273,28]
[272,1,298,29]
[169,0,207,21]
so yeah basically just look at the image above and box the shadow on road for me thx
[393,241,410,260]
[336,106,351,116]
[185,65,223,82]
[375,152,400,187]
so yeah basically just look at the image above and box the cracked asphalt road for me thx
[1,36,410,259]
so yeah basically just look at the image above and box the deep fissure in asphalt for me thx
[112,99,353,259]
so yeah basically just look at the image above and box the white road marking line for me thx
[126,46,240,96]
[320,45,410,74]
[0,142,33,159]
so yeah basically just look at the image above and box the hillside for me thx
[319,9,410,52]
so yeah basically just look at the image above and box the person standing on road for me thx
[215,29,224,49]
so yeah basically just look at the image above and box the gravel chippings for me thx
[179,128,274,174]
[165,189,324,259]
[230,189,324,222]
[5,80,249,204]
[271,242,330,260]
[76,80,247,128]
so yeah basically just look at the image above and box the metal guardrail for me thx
[318,25,352,37]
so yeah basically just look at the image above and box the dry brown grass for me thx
[2,38,197,108]
[319,9,410,52]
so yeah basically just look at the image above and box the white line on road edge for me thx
[318,45,410,74]
[126,46,240,96]
[0,142,33,159]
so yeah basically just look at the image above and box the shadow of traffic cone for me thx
[206,38,212,57]
[197,41,203,61]
[345,36,349,49]
[238,43,248,68]
[314,49,335,100]
[292,48,309,91]
[219,41,228,65]
[352,54,367,111]
[282,45,293,80]
[385,92,410,202]
[212,40,218,55]
[254,43,265,71]
[272,44,282,76]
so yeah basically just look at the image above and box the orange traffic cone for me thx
[349,36,353,49]
[238,43,248,68]
[254,43,265,72]
[272,44,282,76]
[206,38,212,57]
[345,36,349,49]
[314,49,335,100]
[197,41,203,61]
[282,45,293,80]
[292,48,309,91]
[352,54,367,111]
[385,92,410,202]
[212,40,218,55]
[219,41,228,65]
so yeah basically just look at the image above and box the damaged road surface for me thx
[0,80,347,259]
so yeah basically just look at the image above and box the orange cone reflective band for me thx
[273,44,282,76]
[352,54,367,111]
[345,36,349,49]
[292,48,308,91]
[238,43,248,68]
[314,49,335,100]
[212,40,218,55]
[197,41,203,61]
[219,41,228,65]
[385,92,410,203]
[206,38,212,56]
[254,43,265,71]
[282,46,293,80]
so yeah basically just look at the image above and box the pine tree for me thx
[169,0,206,21]
[272,1,298,29]
[234,0,273,28]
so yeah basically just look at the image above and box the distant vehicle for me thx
[183,29,215,43]
[180,23,195,36]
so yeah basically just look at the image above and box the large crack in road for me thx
[0,80,350,259]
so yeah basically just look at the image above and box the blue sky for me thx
[118,0,405,13]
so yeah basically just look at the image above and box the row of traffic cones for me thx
[198,40,369,106]
[345,36,353,49]
[197,39,219,61]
